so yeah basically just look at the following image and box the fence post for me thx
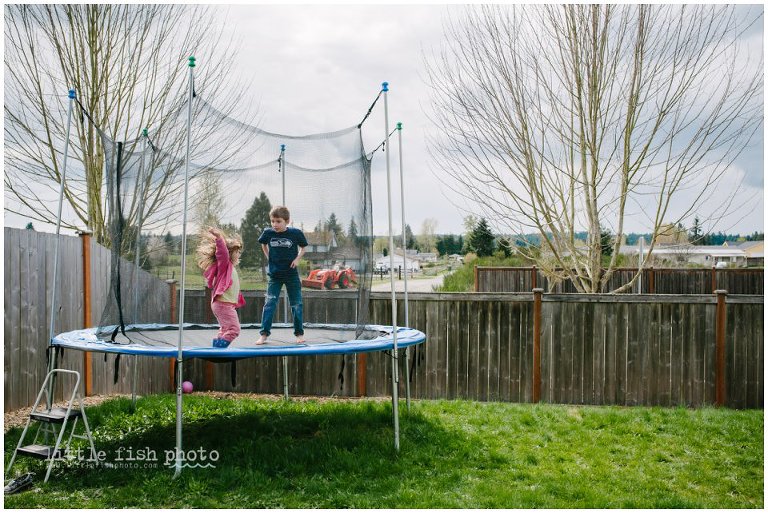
[79,230,93,396]
[532,288,543,403]
[715,289,727,406]
[531,265,537,290]
[474,265,479,292]
[167,279,177,391]
[204,287,214,391]
[357,354,367,397]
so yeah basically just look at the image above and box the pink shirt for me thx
[203,236,245,308]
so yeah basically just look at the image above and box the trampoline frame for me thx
[52,323,426,358]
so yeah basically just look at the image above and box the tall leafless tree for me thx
[192,170,225,230]
[4,4,254,243]
[419,217,439,253]
[426,4,763,292]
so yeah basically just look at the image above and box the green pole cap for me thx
[396,122,402,130]
[188,56,196,68]
[142,128,148,136]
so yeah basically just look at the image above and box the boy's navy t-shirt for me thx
[258,227,308,277]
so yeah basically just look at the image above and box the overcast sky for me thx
[217,3,466,236]
[215,2,764,237]
[3,2,764,237]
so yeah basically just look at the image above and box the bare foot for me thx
[296,335,305,344]
[255,335,268,345]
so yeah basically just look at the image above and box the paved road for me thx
[370,274,446,292]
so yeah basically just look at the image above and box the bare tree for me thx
[4,4,254,243]
[192,171,225,230]
[426,5,763,292]
[419,218,439,253]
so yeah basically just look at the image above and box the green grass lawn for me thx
[4,395,763,508]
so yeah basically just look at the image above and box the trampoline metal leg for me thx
[391,349,400,452]
[131,355,138,409]
[404,347,411,412]
[282,357,289,400]
[282,293,290,401]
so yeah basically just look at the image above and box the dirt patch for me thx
[4,394,132,432]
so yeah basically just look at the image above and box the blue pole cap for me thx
[188,56,196,68]
[68,89,76,99]
[382,82,389,92]
[396,122,402,130]
[281,144,285,151]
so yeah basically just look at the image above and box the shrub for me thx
[438,253,528,292]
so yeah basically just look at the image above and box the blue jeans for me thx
[260,273,304,336]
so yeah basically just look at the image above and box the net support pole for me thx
[131,128,149,410]
[382,82,400,452]
[46,88,76,410]
[174,56,196,479]
[638,236,644,294]
[280,143,290,401]
[396,122,411,412]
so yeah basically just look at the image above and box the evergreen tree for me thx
[325,213,343,240]
[599,226,614,257]
[468,218,495,257]
[240,192,272,277]
[348,217,358,245]
[436,235,450,256]
[497,236,512,257]
[689,216,703,244]
[401,224,416,249]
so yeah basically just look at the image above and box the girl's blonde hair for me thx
[196,228,243,271]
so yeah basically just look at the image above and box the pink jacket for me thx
[203,236,245,308]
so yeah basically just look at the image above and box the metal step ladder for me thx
[6,369,97,483]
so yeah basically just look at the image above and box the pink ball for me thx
[182,381,194,393]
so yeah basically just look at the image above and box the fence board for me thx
[5,229,21,410]
[477,266,763,295]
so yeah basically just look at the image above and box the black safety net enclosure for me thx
[94,91,375,341]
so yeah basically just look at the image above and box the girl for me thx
[196,227,245,348]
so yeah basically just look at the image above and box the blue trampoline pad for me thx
[52,323,426,359]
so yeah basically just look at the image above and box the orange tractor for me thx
[302,267,358,290]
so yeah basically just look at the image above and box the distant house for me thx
[375,255,420,273]
[301,231,368,272]
[393,248,437,263]
[736,240,764,267]
[303,231,338,269]
[619,242,748,267]
[328,245,364,272]
[415,252,438,263]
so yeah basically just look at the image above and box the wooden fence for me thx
[180,290,763,409]
[4,228,172,411]
[475,266,764,294]
[5,227,763,410]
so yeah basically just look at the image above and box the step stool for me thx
[6,369,97,483]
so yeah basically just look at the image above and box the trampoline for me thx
[53,323,426,359]
[43,68,418,477]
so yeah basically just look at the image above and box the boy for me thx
[256,206,308,344]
